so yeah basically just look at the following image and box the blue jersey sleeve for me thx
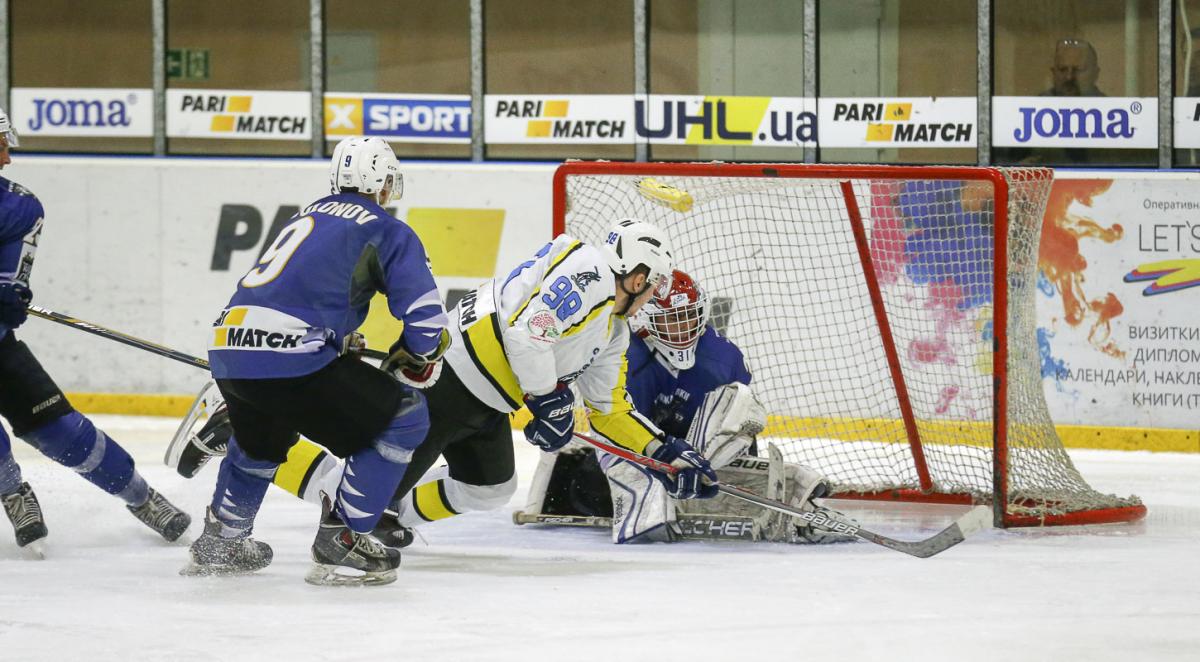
[0,177,44,283]
[377,222,448,356]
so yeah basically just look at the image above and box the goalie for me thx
[522,270,852,544]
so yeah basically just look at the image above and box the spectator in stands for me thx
[1044,38,1104,97]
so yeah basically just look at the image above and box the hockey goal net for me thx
[554,161,1145,528]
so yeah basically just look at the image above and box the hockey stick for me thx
[27,305,387,369]
[573,432,991,559]
[512,510,761,541]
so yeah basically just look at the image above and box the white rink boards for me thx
[0,416,1197,662]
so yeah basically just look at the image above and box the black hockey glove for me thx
[523,384,575,452]
[0,282,31,329]
[649,435,719,500]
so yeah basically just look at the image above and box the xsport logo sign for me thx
[325,93,470,143]
[167,89,311,139]
[817,97,975,148]
[10,88,153,137]
[993,97,1156,148]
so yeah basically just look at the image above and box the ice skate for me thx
[127,487,192,542]
[165,381,229,479]
[372,509,415,549]
[181,507,273,577]
[306,495,400,587]
[2,482,48,558]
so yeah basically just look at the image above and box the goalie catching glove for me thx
[381,328,451,388]
[649,435,718,500]
[523,384,575,452]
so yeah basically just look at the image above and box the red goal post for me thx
[553,161,1146,528]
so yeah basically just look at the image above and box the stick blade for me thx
[864,505,992,559]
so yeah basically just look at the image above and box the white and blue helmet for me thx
[330,136,401,202]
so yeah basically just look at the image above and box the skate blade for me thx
[21,540,46,560]
[179,561,264,577]
[304,563,396,587]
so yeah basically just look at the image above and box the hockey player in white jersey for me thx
[170,219,720,545]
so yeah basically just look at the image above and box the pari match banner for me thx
[817,97,976,148]
[992,96,1157,149]
[484,94,815,146]
[1037,171,1200,432]
[167,89,311,140]
[324,93,470,143]
[484,94,633,144]
[9,88,153,137]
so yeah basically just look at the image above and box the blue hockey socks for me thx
[209,437,277,537]
[23,411,149,506]
[0,426,22,496]
[336,390,429,534]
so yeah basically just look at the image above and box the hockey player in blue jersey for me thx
[183,136,449,585]
[0,108,191,556]
[523,269,852,544]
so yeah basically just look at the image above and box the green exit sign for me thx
[167,48,210,81]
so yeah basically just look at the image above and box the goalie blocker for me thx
[522,382,855,544]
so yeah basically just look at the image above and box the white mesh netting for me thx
[560,164,1142,524]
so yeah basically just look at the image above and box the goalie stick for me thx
[573,432,991,559]
[512,511,761,541]
[27,305,387,369]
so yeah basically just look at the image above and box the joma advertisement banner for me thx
[325,93,471,143]
[9,88,154,137]
[167,89,311,140]
[817,97,975,148]
[992,96,1157,148]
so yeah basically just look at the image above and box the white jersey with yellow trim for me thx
[444,234,662,455]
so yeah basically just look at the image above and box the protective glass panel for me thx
[993,0,1157,167]
[818,0,976,165]
[325,0,470,159]
[167,0,311,156]
[485,0,635,161]
[10,0,153,154]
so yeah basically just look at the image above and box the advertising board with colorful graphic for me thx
[1036,172,1200,435]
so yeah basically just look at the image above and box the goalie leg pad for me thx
[686,383,767,470]
[601,454,676,544]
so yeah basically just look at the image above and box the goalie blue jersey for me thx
[624,325,751,438]
[0,176,45,338]
[208,192,447,379]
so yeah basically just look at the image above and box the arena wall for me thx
[6,156,1197,452]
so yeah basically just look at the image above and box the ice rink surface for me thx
[1,416,1197,662]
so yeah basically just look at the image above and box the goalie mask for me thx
[640,269,709,370]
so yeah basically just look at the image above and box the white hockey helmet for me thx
[330,137,402,202]
[640,269,709,370]
[0,107,19,147]
[600,218,674,299]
